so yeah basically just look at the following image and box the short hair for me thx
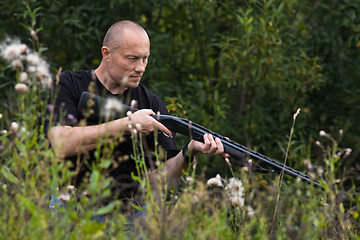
[103,20,148,50]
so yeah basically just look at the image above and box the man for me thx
[47,20,229,204]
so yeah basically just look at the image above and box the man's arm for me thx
[149,134,229,187]
[48,109,173,158]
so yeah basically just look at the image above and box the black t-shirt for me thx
[47,70,178,200]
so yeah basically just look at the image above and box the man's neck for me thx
[94,67,127,95]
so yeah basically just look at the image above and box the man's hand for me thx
[187,133,230,158]
[129,109,173,137]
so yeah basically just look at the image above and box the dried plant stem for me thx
[271,108,300,235]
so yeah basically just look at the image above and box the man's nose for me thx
[135,61,146,73]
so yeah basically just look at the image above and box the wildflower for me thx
[104,97,123,119]
[10,122,19,133]
[319,130,329,137]
[19,72,28,83]
[248,159,253,166]
[303,159,313,170]
[227,178,245,208]
[20,126,27,135]
[27,66,36,73]
[229,194,244,207]
[339,129,343,137]
[132,128,138,137]
[1,130,8,134]
[11,59,23,71]
[41,76,52,89]
[14,83,28,94]
[135,123,142,131]
[0,113,2,119]
[35,64,50,82]
[293,108,301,120]
[122,76,128,84]
[1,41,27,61]
[47,104,54,113]
[59,192,71,203]
[245,205,255,218]
[224,157,231,167]
[67,114,78,124]
[185,176,194,184]
[343,148,352,158]
[30,29,39,41]
[241,166,249,172]
[315,140,323,148]
[317,167,324,177]
[26,52,40,66]
[126,111,132,119]
[207,174,223,187]
[228,177,244,193]
[130,99,137,109]
[67,185,76,194]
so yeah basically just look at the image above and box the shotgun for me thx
[77,91,323,189]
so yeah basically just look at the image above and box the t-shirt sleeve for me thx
[45,71,80,132]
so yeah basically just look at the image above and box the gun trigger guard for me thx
[162,131,175,138]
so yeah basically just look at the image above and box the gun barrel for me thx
[154,115,323,189]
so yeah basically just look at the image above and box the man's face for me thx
[107,29,150,89]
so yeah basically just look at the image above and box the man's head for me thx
[97,20,150,93]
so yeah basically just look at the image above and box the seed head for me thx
[15,83,28,94]
[245,206,255,218]
[185,176,194,184]
[59,193,71,203]
[67,185,76,194]
[293,108,301,120]
[104,97,123,119]
[130,99,137,109]
[30,29,39,41]
[26,52,40,66]
[224,157,231,167]
[343,148,352,158]
[229,194,244,207]
[1,41,27,61]
[317,167,324,177]
[207,174,223,187]
[315,140,323,148]
[228,178,244,193]
[10,122,19,133]
[11,59,23,71]
[19,72,28,83]
[126,111,132,118]
[339,129,343,137]
[319,130,328,137]
[135,123,142,131]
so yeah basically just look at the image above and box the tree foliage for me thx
[0,0,359,176]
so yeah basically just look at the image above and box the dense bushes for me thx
[0,0,359,239]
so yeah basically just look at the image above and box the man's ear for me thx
[101,46,111,60]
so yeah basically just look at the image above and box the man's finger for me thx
[154,121,172,137]
[215,137,224,153]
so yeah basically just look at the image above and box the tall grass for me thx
[0,21,359,240]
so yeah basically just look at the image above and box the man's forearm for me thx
[149,150,189,189]
[47,117,131,158]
